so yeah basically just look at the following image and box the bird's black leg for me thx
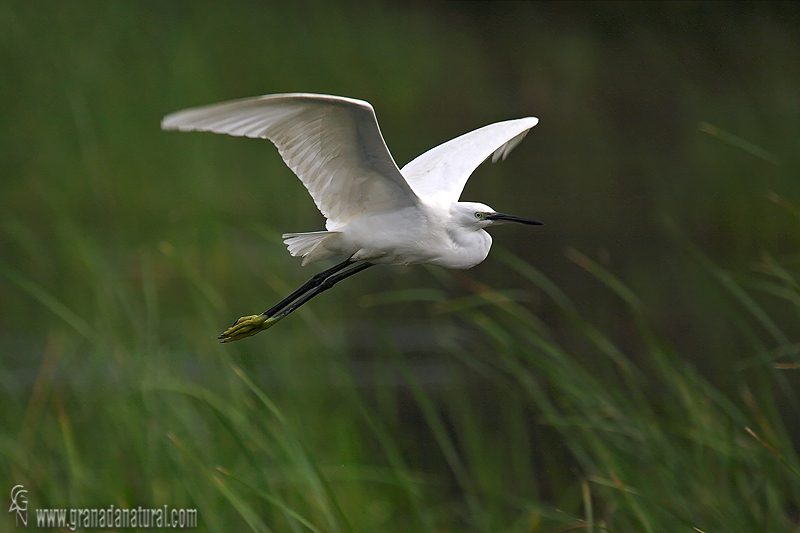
[269,261,374,322]
[219,259,372,342]
[220,257,351,328]
[257,257,355,321]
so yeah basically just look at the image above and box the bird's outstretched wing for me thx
[400,117,538,205]
[162,94,419,230]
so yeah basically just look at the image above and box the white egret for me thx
[162,93,542,342]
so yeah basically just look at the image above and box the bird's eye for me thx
[474,212,483,219]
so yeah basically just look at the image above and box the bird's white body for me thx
[162,93,539,271]
[285,201,493,269]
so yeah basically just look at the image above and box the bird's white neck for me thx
[441,226,492,270]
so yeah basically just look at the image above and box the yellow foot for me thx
[218,313,285,343]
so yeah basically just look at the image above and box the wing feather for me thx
[162,93,419,229]
[400,117,538,205]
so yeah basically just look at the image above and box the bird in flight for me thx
[162,93,542,342]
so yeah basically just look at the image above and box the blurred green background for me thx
[2,1,800,531]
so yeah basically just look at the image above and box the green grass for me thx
[3,209,799,531]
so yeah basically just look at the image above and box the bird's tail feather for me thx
[282,231,340,265]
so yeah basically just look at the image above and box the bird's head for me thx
[454,202,543,230]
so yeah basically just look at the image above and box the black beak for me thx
[486,212,544,226]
